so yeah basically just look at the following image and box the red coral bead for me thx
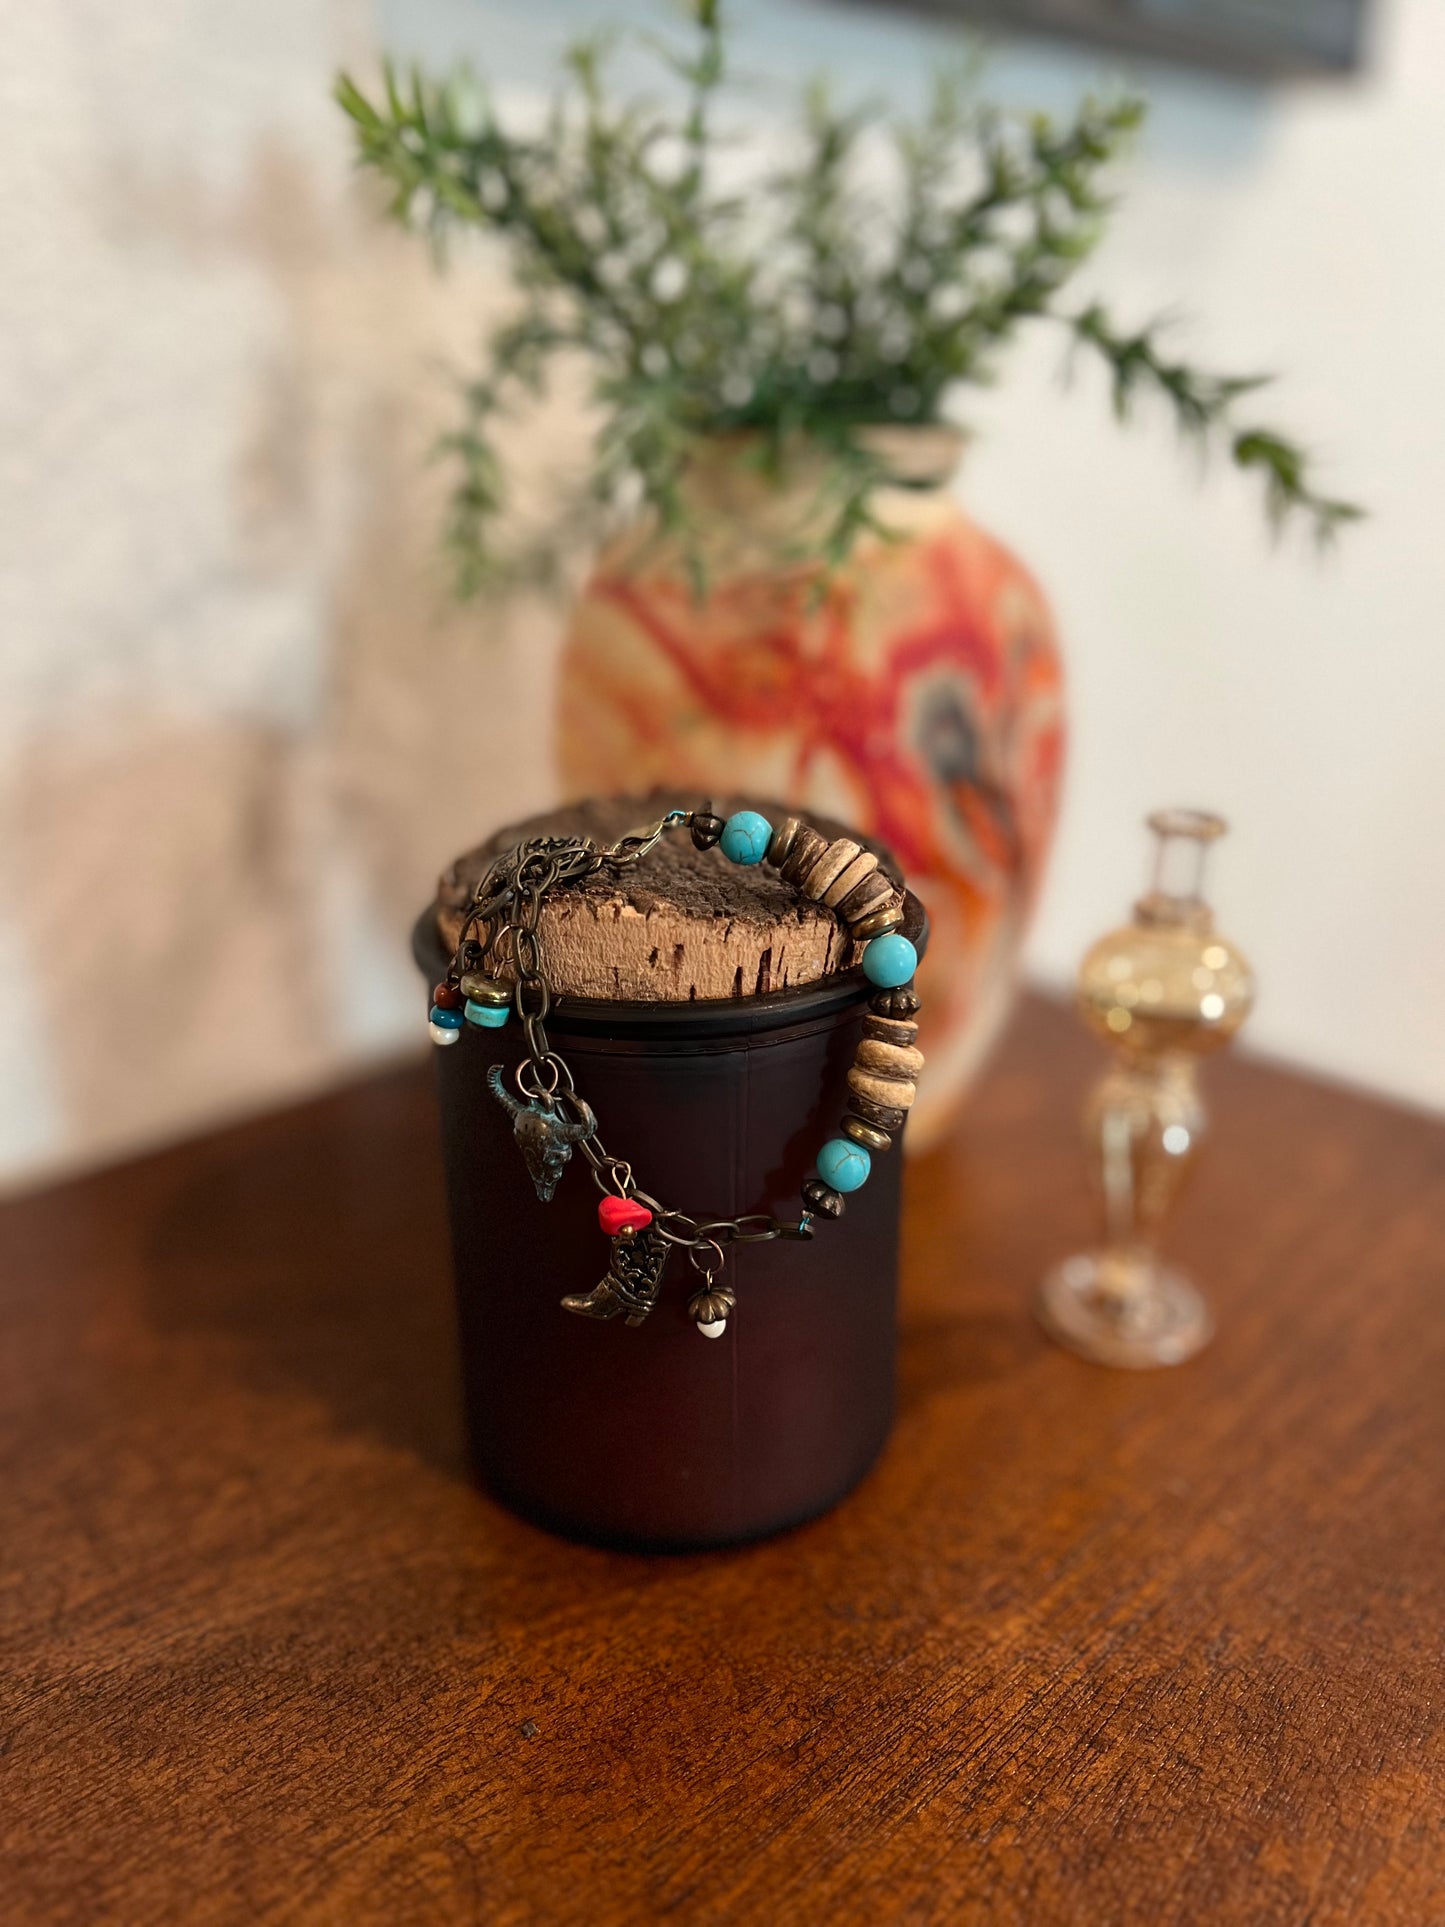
[598,1196,653,1237]
[432,983,463,1009]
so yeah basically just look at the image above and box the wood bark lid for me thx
[430,792,918,1004]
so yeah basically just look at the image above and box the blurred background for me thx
[3,0,1441,1186]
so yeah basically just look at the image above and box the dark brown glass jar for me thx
[413,816,924,1551]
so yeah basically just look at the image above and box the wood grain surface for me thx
[1,997,1441,1926]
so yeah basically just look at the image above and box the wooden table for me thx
[3,997,1441,1925]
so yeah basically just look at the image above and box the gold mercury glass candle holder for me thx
[1036,809,1256,1369]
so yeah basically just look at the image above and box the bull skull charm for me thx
[562,1225,670,1327]
[487,1065,596,1203]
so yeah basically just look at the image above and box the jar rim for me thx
[411,894,928,1042]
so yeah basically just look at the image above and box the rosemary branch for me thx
[335,4,1360,592]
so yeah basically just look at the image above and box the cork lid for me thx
[418,792,925,1030]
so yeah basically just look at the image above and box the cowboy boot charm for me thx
[562,1220,670,1326]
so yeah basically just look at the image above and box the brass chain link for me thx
[451,813,813,1261]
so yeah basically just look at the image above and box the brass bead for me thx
[850,901,905,941]
[782,825,828,886]
[842,1115,891,1153]
[856,1038,926,1080]
[848,1066,916,1111]
[863,1015,919,1049]
[801,1176,845,1219]
[767,815,801,867]
[847,1091,908,1132]
[688,1285,736,1329]
[690,810,726,851]
[458,971,510,1005]
[870,986,921,1020]
[803,838,862,902]
[821,849,879,909]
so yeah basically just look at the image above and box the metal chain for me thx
[450,813,813,1261]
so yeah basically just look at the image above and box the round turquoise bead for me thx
[719,810,772,865]
[464,999,509,1029]
[817,1137,871,1193]
[862,932,918,989]
[429,1004,464,1029]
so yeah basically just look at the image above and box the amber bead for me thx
[432,982,463,1010]
[801,1177,845,1220]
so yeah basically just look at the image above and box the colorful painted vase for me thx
[556,429,1064,1149]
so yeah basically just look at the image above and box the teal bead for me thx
[429,1004,464,1029]
[719,810,772,865]
[817,1136,871,1193]
[464,998,509,1029]
[862,932,917,989]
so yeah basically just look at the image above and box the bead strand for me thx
[430,961,513,1043]
[711,808,925,1222]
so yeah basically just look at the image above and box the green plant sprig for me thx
[1070,304,1362,538]
[335,4,1359,592]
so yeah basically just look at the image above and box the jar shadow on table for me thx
[139,1081,1038,1496]
[142,1067,471,1476]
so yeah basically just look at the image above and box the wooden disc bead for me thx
[821,850,878,909]
[870,986,921,1020]
[848,1066,916,1111]
[842,1116,891,1153]
[782,825,829,886]
[801,1177,846,1219]
[766,815,801,867]
[803,838,862,902]
[847,1092,908,1132]
[840,870,894,923]
[856,1038,926,1080]
[863,1015,919,1048]
[851,900,904,941]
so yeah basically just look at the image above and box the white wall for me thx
[1,0,1440,1187]
[0,0,562,1184]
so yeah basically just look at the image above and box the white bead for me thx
[429,1021,461,1046]
[697,1318,728,1339]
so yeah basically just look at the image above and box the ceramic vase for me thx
[557,429,1064,1148]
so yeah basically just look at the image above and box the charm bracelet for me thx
[427,806,924,1339]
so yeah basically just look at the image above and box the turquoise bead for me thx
[429,1004,464,1029]
[817,1137,871,1193]
[719,810,772,865]
[862,932,917,989]
[464,998,509,1028]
